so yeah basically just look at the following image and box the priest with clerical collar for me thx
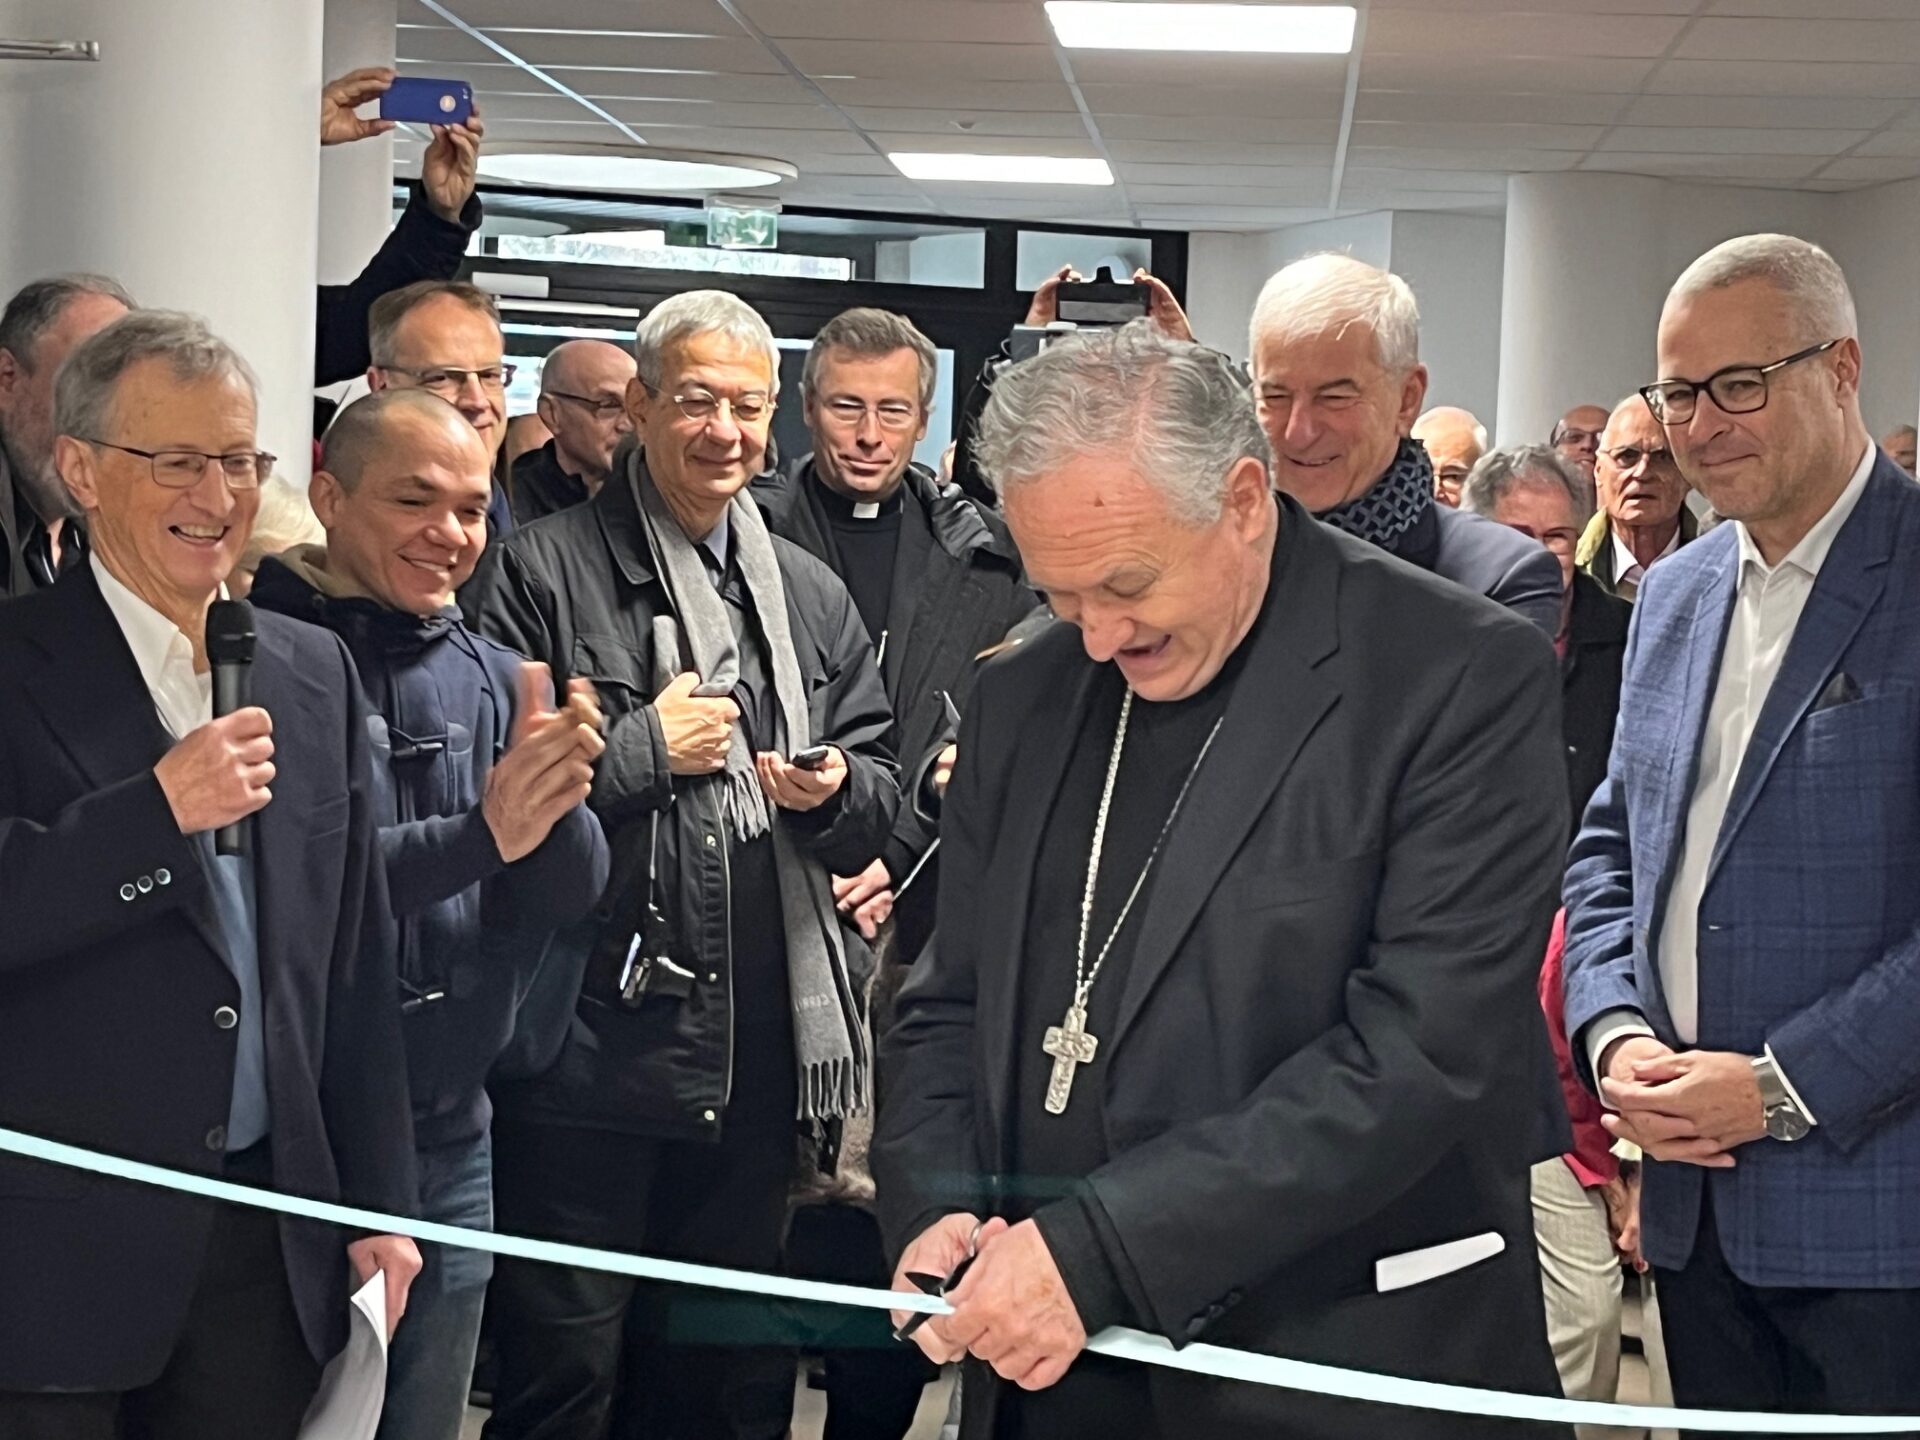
[872,320,1573,1440]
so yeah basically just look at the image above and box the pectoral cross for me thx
[1042,1002,1099,1115]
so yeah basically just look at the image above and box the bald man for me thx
[1576,395,1696,601]
[1880,423,1916,475]
[250,389,609,1440]
[1552,404,1609,510]
[1412,405,1488,507]
[510,339,636,525]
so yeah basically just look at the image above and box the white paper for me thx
[1373,1231,1505,1294]
[298,1270,390,1440]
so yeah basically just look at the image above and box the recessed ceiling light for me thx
[889,153,1114,185]
[1044,2,1356,53]
[477,144,796,193]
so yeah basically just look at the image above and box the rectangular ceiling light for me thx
[1045,2,1356,53]
[889,153,1115,185]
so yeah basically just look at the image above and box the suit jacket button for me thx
[137,875,154,894]
[155,868,172,886]
[205,1125,227,1151]
[214,1006,239,1030]
[119,883,137,902]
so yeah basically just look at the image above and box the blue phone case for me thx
[379,77,473,126]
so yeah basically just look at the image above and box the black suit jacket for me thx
[873,499,1569,1439]
[1561,571,1632,841]
[0,564,417,1390]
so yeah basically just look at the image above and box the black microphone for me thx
[206,599,257,857]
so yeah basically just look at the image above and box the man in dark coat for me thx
[510,339,636,525]
[874,320,1570,1440]
[462,290,901,1440]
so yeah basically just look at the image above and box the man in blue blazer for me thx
[0,312,421,1439]
[1564,234,1920,1417]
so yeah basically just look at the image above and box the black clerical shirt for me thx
[809,479,904,647]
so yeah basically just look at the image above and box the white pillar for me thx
[1495,173,1672,448]
[320,0,399,286]
[0,0,323,481]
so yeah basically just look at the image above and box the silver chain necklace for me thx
[1042,687,1226,1115]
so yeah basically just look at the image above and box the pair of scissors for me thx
[893,1219,983,1343]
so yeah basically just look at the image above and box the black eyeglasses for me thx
[1551,424,1602,449]
[85,439,275,490]
[1599,443,1675,473]
[1639,339,1841,426]
[546,390,627,420]
[381,363,517,396]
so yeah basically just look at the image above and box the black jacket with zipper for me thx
[460,468,900,1139]
[251,552,610,1149]
[752,458,1036,960]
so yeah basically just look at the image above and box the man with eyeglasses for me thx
[1575,395,1696,602]
[1411,404,1488,508]
[1565,234,1920,1419]
[1551,404,1610,511]
[463,289,900,1440]
[511,339,636,526]
[0,311,421,1437]
[366,280,517,535]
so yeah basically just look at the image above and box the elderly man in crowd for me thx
[1250,254,1561,637]
[250,389,610,1440]
[0,312,420,1437]
[1411,403,1488,507]
[1567,234,1920,1418]
[875,320,1569,1440]
[368,280,517,536]
[1879,422,1916,475]
[511,339,636,526]
[463,289,900,1439]
[1577,395,1697,602]
[0,275,134,596]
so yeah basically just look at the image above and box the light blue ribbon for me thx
[3,1125,1914,1434]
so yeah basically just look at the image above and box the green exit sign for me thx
[706,203,779,250]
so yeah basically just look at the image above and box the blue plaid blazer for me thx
[1564,451,1920,1288]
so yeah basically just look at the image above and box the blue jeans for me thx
[377,1131,494,1440]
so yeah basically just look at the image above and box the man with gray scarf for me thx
[463,289,900,1440]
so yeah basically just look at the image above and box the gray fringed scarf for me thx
[632,455,868,1122]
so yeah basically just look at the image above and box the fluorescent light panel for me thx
[1045,2,1356,53]
[889,153,1114,185]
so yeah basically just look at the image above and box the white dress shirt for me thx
[1587,442,1876,1116]
[89,555,213,740]
[1610,524,1682,595]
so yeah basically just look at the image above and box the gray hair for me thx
[974,318,1270,526]
[1250,252,1421,378]
[1460,444,1586,522]
[368,280,501,368]
[0,274,136,370]
[634,290,780,397]
[54,310,258,445]
[803,307,937,412]
[1668,234,1857,343]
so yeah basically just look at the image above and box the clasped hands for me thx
[1598,1035,1768,1167]
[891,1214,1088,1392]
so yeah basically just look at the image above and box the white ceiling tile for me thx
[1578,152,1823,179]
[599,124,872,156]
[1097,113,1342,142]
[1371,0,1693,11]
[1129,183,1329,204]
[866,133,1102,158]
[735,0,1056,45]
[1366,11,1685,58]
[1340,166,1512,192]
[490,32,783,74]
[410,0,722,29]
[777,40,1064,83]
[1646,59,1920,97]
[395,25,513,65]
[844,107,1091,138]
[1598,126,1870,156]
[1079,85,1344,120]
[1350,121,1605,151]
[1705,0,1920,19]
[1855,130,1920,156]
[1106,139,1335,165]
[599,99,839,131]
[1621,94,1906,129]
[468,118,626,142]
[1675,19,1920,64]
[1356,92,1624,125]
[1119,162,1332,187]
[818,77,1077,111]
[469,89,602,123]
[1146,204,1330,225]
[1348,148,1583,172]
[1360,54,1656,94]
[1818,155,1920,180]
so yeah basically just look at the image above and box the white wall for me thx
[1391,213,1504,431]
[873,232,986,287]
[1184,211,1394,361]
[319,0,399,286]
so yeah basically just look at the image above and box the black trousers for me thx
[1657,1195,1920,1435]
[482,1107,800,1440]
[0,1193,322,1440]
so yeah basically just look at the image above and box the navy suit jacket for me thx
[0,564,418,1389]
[1564,450,1920,1288]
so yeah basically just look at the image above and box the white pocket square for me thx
[1374,1231,1505,1294]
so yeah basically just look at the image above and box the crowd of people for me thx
[2,68,1918,1440]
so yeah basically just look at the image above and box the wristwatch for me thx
[1751,1054,1813,1142]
